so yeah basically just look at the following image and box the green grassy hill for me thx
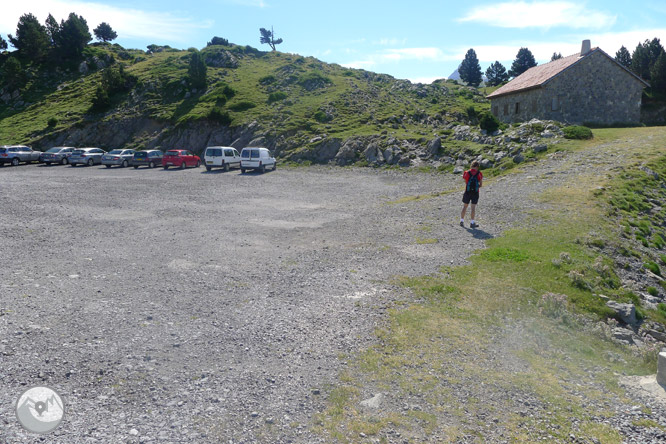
[0,42,491,161]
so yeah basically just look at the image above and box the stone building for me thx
[487,40,649,125]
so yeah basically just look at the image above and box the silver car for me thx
[69,148,106,166]
[101,149,135,168]
[0,145,42,166]
[40,147,75,165]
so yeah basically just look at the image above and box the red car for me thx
[162,150,201,170]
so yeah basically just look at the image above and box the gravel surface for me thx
[0,143,664,443]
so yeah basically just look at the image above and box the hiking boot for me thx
[470,222,479,229]
[460,221,464,227]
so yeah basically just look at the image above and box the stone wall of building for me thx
[491,51,646,125]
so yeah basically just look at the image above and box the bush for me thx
[208,107,231,125]
[47,117,58,128]
[267,91,287,104]
[648,286,659,296]
[645,261,661,276]
[207,36,229,46]
[314,111,332,123]
[229,101,256,111]
[479,112,500,133]
[259,75,276,85]
[563,125,593,140]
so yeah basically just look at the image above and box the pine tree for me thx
[632,42,652,80]
[651,51,666,95]
[58,13,92,59]
[259,27,283,51]
[93,22,118,43]
[8,13,50,61]
[45,14,60,48]
[508,47,537,78]
[1,56,26,89]
[188,50,207,89]
[551,52,562,61]
[485,61,509,87]
[0,35,7,51]
[615,46,632,68]
[459,48,483,87]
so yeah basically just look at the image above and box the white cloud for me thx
[459,1,616,29]
[408,76,445,85]
[342,60,376,70]
[374,37,407,46]
[0,0,212,44]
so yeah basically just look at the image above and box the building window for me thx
[492,106,498,117]
[515,102,520,114]
[503,104,509,115]
[551,97,559,111]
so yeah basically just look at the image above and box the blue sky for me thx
[2,1,666,83]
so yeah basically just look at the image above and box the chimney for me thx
[580,39,591,56]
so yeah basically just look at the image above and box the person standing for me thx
[460,160,482,228]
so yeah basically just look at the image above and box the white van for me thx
[204,146,241,172]
[240,147,276,173]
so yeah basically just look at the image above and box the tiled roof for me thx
[486,48,648,99]
[487,51,585,98]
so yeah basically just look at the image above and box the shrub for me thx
[47,117,58,128]
[479,112,500,133]
[259,75,276,85]
[229,101,256,111]
[645,261,661,276]
[298,71,332,90]
[648,286,659,296]
[563,125,593,140]
[267,91,287,104]
[208,107,231,125]
[314,111,332,123]
[207,36,229,46]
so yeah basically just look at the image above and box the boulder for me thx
[611,327,635,344]
[453,165,464,174]
[204,50,239,68]
[427,137,442,156]
[532,144,548,153]
[359,393,384,410]
[314,138,341,163]
[513,154,525,164]
[480,158,493,169]
[363,142,382,163]
[383,146,401,165]
[606,301,638,325]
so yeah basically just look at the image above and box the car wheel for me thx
[241,168,246,174]
[273,162,277,171]
[71,163,77,167]
[149,162,155,169]
[224,163,230,172]
[133,165,139,169]
[11,158,19,166]
[105,164,111,168]
[260,165,266,173]
[45,162,51,166]
[87,159,94,166]
[180,161,186,169]
[122,160,128,168]
[163,165,169,170]
[206,166,211,172]
[195,161,200,168]
[62,157,69,165]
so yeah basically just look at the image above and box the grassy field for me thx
[314,127,666,443]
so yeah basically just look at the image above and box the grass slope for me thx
[0,43,487,153]
[315,127,666,443]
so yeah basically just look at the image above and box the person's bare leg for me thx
[461,203,468,220]
[470,203,476,221]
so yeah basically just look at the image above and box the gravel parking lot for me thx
[1,162,514,443]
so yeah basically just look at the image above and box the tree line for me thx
[458,39,666,97]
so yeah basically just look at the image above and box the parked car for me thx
[69,148,106,166]
[162,150,200,169]
[204,146,241,172]
[40,146,75,165]
[102,149,135,168]
[0,145,42,166]
[132,150,163,169]
[240,147,276,173]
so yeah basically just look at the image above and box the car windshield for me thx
[0,148,6,153]
[166,151,181,156]
[134,152,147,157]
[46,147,61,153]
[72,150,85,155]
[108,150,123,154]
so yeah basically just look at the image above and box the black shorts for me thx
[462,190,479,205]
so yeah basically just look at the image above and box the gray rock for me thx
[427,137,442,156]
[513,154,525,164]
[611,327,635,344]
[606,301,638,325]
[480,158,493,169]
[314,138,341,163]
[532,144,548,153]
[78,62,89,74]
[494,151,507,161]
[363,142,382,163]
[453,166,464,174]
[359,393,384,410]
